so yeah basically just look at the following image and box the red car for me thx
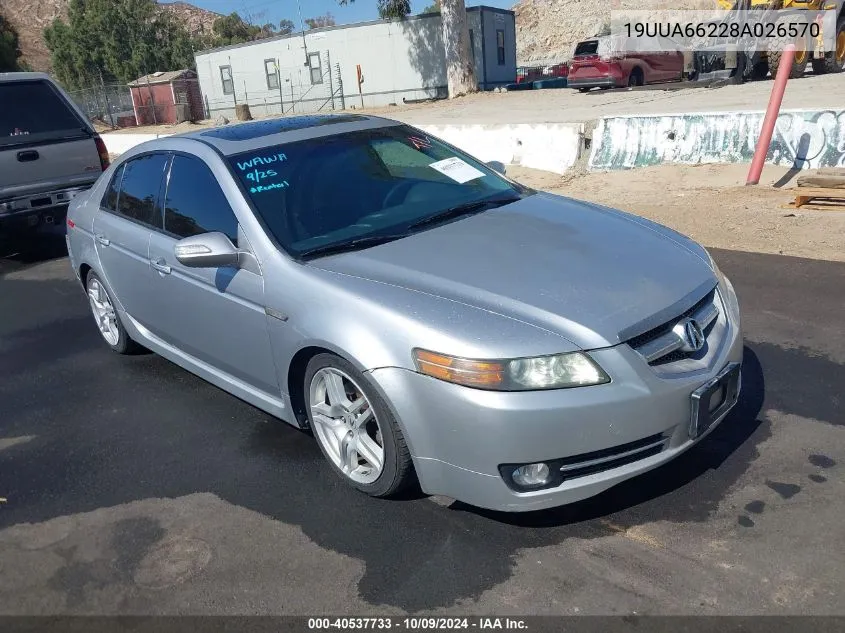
[568,36,684,91]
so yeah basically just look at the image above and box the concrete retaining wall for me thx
[102,123,583,175]
[418,124,582,175]
[589,109,845,171]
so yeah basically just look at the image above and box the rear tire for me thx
[85,271,141,355]
[627,68,644,87]
[304,353,414,498]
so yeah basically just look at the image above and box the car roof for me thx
[175,113,403,156]
[0,71,57,84]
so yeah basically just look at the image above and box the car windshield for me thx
[227,125,531,258]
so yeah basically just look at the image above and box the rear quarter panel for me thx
[67,170,111,283]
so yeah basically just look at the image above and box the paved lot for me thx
[0,235,843,615]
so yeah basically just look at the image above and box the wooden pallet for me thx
[790,187,845,211]
[791,169,845,211]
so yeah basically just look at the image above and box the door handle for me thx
[151,258,171,275]
[95,234,110,247]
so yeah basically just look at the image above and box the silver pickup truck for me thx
[1,72,110,240]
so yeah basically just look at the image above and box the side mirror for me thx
[487,160,506,175]
[174,232,240,269]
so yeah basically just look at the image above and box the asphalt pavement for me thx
[0,236,842,615]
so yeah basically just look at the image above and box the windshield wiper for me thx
[300,234,410,259]
[406,194,522,231]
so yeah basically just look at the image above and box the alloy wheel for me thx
[87,277,120,346]
[309,367,385,484]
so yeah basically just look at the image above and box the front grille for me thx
[557,432,667,480]
[560,444,665,481]
[627,288,715,351]
[649,317,718,366]
[499,432,668,492]
[626,287,722,367]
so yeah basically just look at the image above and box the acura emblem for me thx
[675,318,705,352]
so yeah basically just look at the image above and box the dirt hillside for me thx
[0,0,218,72]
[514,0,714,64]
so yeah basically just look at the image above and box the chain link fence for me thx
[64,53,346,129]
[67,83,136,129]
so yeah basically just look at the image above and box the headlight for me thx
[413,349,610,391]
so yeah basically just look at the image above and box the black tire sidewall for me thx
[304,353,408,497]
[824,19,845,73]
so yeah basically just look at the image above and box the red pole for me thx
[746,44,795,185]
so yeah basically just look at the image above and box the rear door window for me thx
[102,164,126,211]
[574,40,598,57]
[116,154,170,227]
[164,155,239,246]
[0,80,88,148]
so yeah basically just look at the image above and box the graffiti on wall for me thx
[589,109,845,171]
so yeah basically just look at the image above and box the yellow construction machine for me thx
[709,0,845,78]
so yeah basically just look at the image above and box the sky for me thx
[174,0,515,28]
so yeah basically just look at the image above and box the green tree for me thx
[44,0,198,90]
[304,13,336,29]
[212,12,262,44]
[377,0,411,19]
[421,0,440,13]
[279,19,295,35]
[337,0,475,97]
[0,12,23,72]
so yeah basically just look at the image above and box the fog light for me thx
[512,463,551,488]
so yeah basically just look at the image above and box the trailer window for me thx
[0,80,87,148]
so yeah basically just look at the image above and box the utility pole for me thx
[146,73,158,126]
[229,56,238,107]
[276,59,284,115]
[297,0,309,65]
[326,51,334,110]
[99,69,114,128]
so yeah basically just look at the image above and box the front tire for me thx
[812,17,845,74]
[85,272,140,354]
[304,353,414,498]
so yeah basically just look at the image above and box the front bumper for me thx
[367,290,743,512]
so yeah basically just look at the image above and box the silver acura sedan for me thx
[66,114,742,512]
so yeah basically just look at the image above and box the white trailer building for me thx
[194,7,516,119]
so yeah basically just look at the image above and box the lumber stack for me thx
[792,168,845,211]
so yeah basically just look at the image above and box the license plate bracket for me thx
[689,362,741,439]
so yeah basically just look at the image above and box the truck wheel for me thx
[750,60,770,80]
[814,17,845,73]
[768,16,809,79]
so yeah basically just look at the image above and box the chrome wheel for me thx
[309,367,384,484]
[87,277,119,346]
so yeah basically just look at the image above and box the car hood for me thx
[310,193,717,349]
